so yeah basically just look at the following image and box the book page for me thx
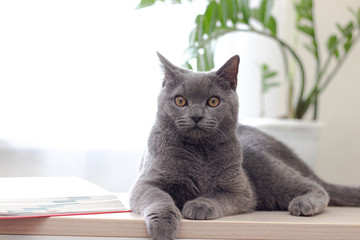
[0,177,129,218]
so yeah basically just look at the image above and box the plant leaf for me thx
[267,16,277,36]
[297,24,314,36]
[136,0,156,9]
[326,35,338,51]
[263,72,277,79]
[195,14,204,43]
[260,63,279,94]
[219,0,228,27]
[203,1,219,34]
[344,40,352,52]
[239,0,250,24]
[229,0,239,25]
[260,0,273,25]
[336,23,345,34]
[344,21,354,34]
[261,64,268,71]
[295,2,312,21]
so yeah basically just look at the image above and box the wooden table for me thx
[0,206,360,239]
[0,178,359,239]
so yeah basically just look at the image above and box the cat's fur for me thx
[130,53,360,240]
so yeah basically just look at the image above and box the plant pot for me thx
[240,118,323,168]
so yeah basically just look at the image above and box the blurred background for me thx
[0,0,359,196]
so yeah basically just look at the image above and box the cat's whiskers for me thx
[168,127,181,142]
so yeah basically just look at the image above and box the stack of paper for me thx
[0,177,129,219]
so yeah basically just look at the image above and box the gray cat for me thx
[130,53,360,240]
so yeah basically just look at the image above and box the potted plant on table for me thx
[137,0,360,167]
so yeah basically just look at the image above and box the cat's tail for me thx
[322,182,360,206]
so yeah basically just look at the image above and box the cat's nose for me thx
[191,116,203,124]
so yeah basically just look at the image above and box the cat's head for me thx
[156,53,240,144]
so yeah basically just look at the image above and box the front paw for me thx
[182,198,220,220]
[145,207,181,240]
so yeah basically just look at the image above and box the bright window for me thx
[0,1,207,151]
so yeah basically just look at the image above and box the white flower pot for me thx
[241,118,323,168]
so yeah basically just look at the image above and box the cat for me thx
[130,53,360,240]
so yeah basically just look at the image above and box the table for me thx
[0,206,360,239]
[0,177,359,240]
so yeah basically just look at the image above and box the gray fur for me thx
[130,53,360,240]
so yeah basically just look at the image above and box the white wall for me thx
[315,0,360,185]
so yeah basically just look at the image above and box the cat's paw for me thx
[145,206,181,240]
[289,195,327,216]
[182,197,221,220]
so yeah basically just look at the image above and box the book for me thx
[0,177,130,219]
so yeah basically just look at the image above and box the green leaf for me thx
[267,16,277,36]
[261,64,268,71]
[202,1,219,34]
[295,4,312,21]
[344,40,352,52]
[219,0,238,26]
[230,0,239,25]
[239,0,250,24]
[263,72,277,79]
[336,23,345,34]
[219,0,228,27]
[260,0,273,25]
[344,21,354,34]
[297,25,314,36]
[260,63,279,94]
[251,8,261,22]
[136,0,156,9]
[195,14,204,43]
[337,22,354,35]
[326,35,338,51]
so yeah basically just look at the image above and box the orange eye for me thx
[207,97,220,107]
[175,96,187,107]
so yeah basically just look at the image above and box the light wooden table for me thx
[0,206,360,240]
[0,178,359,240]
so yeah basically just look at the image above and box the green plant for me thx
[138,0,360,120]
[259,63,279,117]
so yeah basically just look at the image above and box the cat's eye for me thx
[174,96,187,107]
[207,97,220,107]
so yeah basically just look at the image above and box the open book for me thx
[0,177,130,219]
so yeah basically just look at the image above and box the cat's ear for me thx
[216,55,240,90]
[157,52,182,87]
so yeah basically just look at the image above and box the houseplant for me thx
[137,0,360,166]
[138,0,360,120]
